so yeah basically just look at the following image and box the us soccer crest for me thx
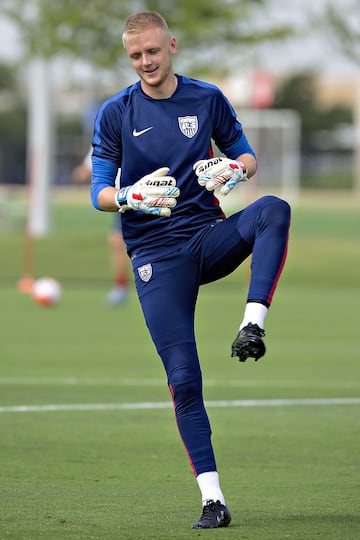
[178,116,198,138]
[138,263,152,282]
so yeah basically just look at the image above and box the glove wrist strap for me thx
[115,188,128,209]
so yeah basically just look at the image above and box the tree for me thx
[0,62,16,90]
[273,73,354,189]
[273,74,352,151]
[0,62,26,184]
[323,2,360,63]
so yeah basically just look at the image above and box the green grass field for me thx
[0,190,359,539]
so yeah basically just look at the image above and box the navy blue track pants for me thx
[133,196,291,476]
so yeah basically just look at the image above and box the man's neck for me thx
[141,74,178,100]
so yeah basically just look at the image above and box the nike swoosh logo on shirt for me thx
[132,127,153,137]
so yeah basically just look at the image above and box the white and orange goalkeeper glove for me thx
[193,157,247,195]
[115,167,180,217]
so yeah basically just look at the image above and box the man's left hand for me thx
[193,157,247,195]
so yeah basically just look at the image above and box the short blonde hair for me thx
[122,11,170,47]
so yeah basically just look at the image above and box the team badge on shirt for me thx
[178,116,198,138]
[138,263,152,282]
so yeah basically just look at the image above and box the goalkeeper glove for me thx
[193,157,247,195]
[115,167,180,217]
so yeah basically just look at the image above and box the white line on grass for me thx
[0,397,359,413]
[0,376,359,389]
[0,376,167,386]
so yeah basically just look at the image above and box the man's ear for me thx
[170,36,178,55]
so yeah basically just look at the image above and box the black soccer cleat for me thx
[231,323,266,362]
[191,499,231,529]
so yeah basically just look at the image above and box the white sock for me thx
[196,471,225,506]
[240,302,268,331]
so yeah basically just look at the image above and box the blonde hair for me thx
[122,11,170,48]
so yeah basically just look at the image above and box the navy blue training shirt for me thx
[91,75,256,264]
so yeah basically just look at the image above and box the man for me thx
[90,11,290,529]
[72,148,130,305]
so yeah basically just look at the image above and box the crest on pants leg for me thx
[138,263,152,282]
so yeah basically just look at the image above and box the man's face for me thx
[125,26,177,91]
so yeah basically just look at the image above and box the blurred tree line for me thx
[0,0,357,187]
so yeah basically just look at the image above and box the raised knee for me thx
[260,196,291,227]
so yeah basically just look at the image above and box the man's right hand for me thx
[115,167,180,217]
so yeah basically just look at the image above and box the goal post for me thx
[219,108,301,210]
